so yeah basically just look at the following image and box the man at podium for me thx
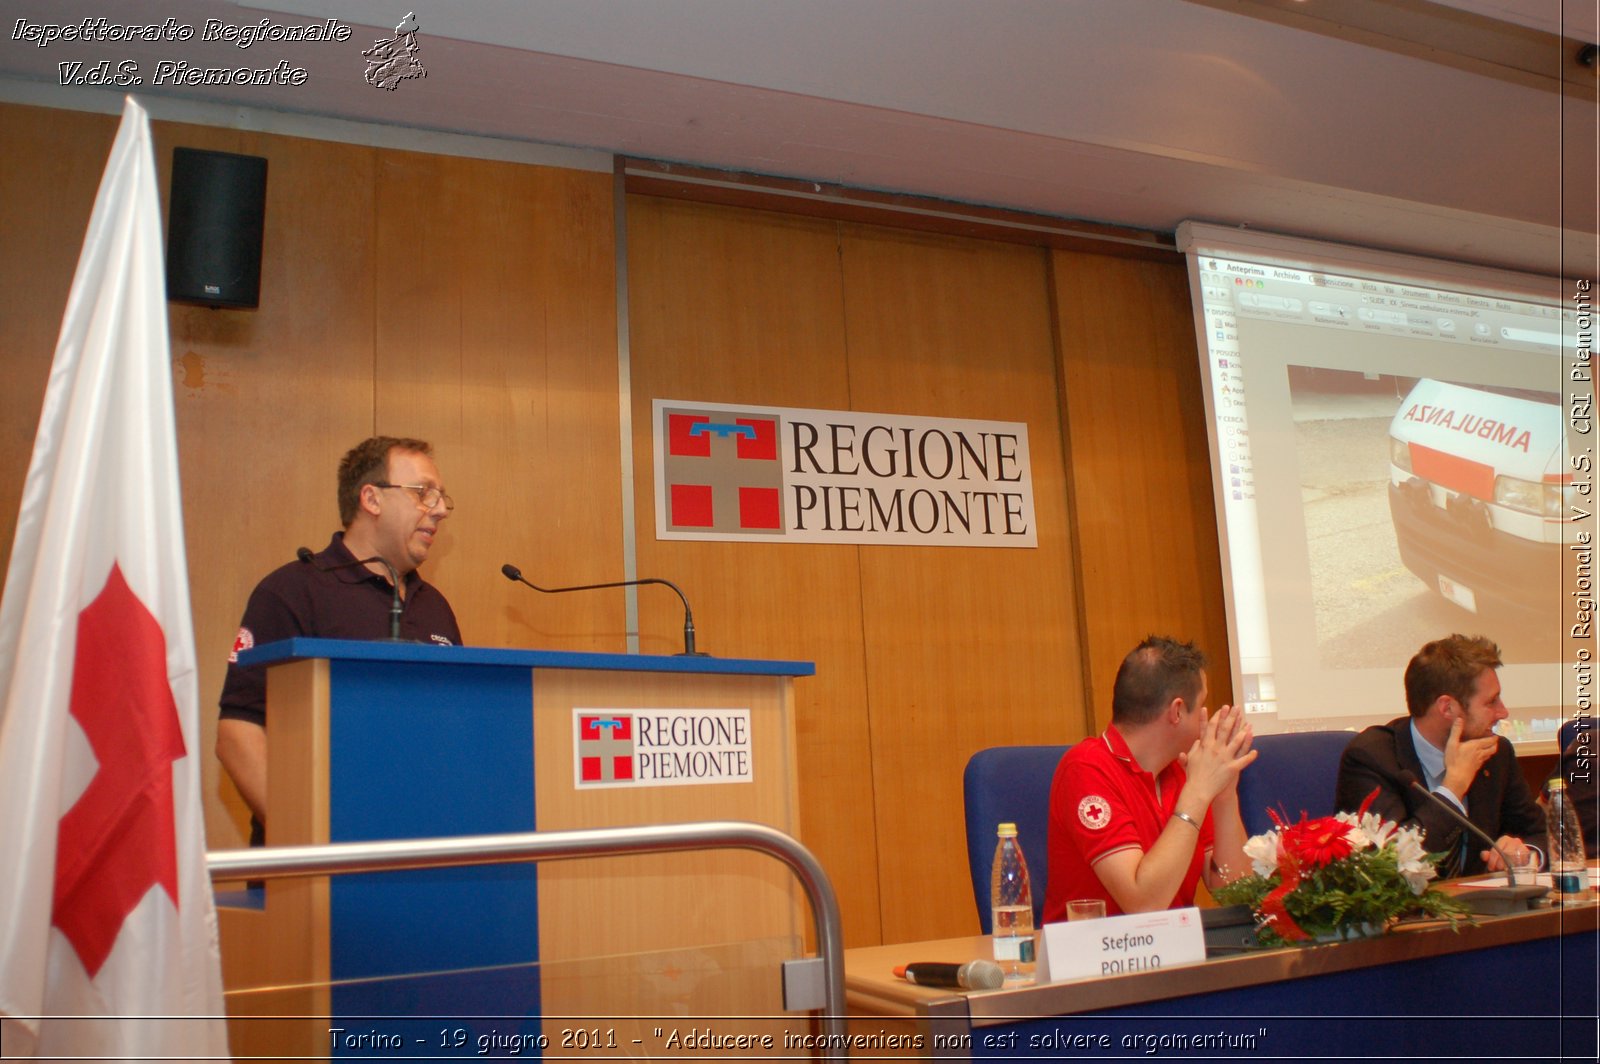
[215,436,462,843]
[1043,636,1256,919]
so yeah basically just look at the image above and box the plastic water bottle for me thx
[990,822,1035,985]
[1546,779,1591,896]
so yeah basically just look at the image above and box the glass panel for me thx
[222,936,822,1059]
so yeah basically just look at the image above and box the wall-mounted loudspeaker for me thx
[166,148,267,308]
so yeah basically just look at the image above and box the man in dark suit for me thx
[1336,634,1545,876]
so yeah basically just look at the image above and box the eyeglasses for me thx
[373,482,455,512]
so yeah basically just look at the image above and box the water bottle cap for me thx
[997,822,1018,836]
[1550,778,1566,792]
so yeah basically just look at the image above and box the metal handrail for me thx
[208,820,846,1041]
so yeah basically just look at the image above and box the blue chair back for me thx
[1558,718,1580,753]
[962,745,1070,933]
[1235,731,1352,836]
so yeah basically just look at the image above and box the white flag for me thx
[0,98,229,1060]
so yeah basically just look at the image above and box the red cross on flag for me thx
[0,98,228,1059]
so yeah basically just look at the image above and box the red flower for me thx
[1258,850,1310,943]
[1279,815,1355,869]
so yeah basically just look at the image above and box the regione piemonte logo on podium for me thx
[573,708,754,789]
[652,398,1038,547]
[576,712,635,783]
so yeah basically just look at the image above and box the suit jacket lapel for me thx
[1393,720,1426,783]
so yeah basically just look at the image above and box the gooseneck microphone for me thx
[501,563,704,656]
[894,960,1005,991]
[1397,770,1547,913]
[1398,770,1520,884]
[298,546,404,641]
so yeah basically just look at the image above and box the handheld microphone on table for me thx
[298,546,404,641]
[893,960,1004,990]
[500,563,705,656]
[1398,770,1547,913]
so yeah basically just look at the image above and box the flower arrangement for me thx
[1215,789,1471,947]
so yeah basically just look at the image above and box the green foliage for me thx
[1216,845,1472,949]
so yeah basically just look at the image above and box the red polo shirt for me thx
[1042,724,1214,921]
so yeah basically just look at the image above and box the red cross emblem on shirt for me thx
[1078,795,1112,830]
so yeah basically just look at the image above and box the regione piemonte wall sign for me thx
[653,399,1038,547]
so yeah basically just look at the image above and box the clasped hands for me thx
[1178,703,1258,805]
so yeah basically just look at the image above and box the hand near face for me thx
[1181,703,1257,803]
[1442,716,1498,797]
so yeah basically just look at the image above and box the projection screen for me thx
[1177,222,1594,747]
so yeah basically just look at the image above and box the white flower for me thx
[1336,809,1397,852]
[1243,830,1281,877]
[1335,811,1362,841]
[1356,812,1395,851]
[1392,825,1434,894]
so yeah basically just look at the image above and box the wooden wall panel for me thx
[0,104,117,600]
[0,105,383,849]
[1051,251,1231,727]
[837,228,1087,943]
[0,102,621,851]
[159,122,378,850]
[625,201,1094,946]
[4,99,1227,954]
[370,151,622,652]
[623,197,884,946]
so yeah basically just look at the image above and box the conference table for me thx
[845,892,1598,1060]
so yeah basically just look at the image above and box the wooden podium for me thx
[216,639,813,1053]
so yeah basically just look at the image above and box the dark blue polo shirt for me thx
[217,531,462,729]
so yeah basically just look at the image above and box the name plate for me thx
[1036,907,1206,983]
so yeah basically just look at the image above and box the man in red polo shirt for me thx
[1043,636,1255,920]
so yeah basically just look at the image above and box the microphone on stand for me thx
[500,563,705,656]
[298,546,405,641]
[1398,770,1547,913]
[1398,771,1520,881]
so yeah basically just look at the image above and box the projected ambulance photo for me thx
[1387,377,1566,619]
[1288,366,1564,674]
[1181,223,1586,735]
